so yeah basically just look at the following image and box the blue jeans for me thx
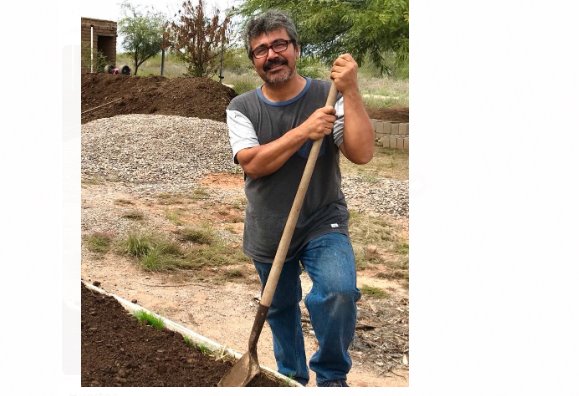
[253,232,361,386]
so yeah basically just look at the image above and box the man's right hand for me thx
[236,106,337,179]
[301,106,337,141]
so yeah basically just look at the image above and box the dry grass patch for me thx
[360,284,389,299]
[118,226,249,273]
[122,209,145,220]
[341,146,408,180]
[84,232,113,254]
[349,210,408,280]
[114,198,134,206]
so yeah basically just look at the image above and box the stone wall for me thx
[371,119,409,150]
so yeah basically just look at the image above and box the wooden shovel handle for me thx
[260,82,338,307]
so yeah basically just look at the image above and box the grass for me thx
[360,285,389,299]
[396,242,409,255]
[120,232,187,271]
[224,269,244,279]
[156,189,209,205]
[114,198,134,206]
[84,232,113,254]
[157,192,185,205]
[177,226,214,244]
[360,76,409,109]
[189,187,210,200]
[223,72,261,94]
[165,209,185,226]
[122,209,144,220]
[231,197,247,211]
[341,146,408,181]
[119,228,249,272]
[349,210,408,277]
[81,176,106,186]
[133,310,165,330]
[183,337,217,359]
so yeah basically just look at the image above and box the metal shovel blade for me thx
[218,349,260,387]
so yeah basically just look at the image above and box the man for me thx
[226,10,374,387]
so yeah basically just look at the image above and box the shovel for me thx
[218,82,338,387]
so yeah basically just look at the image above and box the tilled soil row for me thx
[81,282,282,387]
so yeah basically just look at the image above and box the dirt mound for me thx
[366,107,409,123]
[81,73,237,124]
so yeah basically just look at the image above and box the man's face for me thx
[249,28,299,85]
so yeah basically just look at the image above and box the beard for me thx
[263,57,294,85]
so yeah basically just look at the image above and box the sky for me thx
[80,0,238,21]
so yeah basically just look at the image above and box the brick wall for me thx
[81,17,117,74]
[371,119,409,150]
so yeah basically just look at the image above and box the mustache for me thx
[263,58,288,71]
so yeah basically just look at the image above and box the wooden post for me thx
[218,38,224,83]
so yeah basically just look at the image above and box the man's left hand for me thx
[330,54,360,94]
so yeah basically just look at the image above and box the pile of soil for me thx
[81,73,408,124]
[81,73,237,124]
[366,107,409,123]
[81,282,282,387]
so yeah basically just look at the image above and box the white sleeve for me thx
[226,109,259,163]
[332,96,345,147]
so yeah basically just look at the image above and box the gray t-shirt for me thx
[226,78,349,263]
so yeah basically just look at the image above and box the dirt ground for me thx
[81,282,280,387]
[81,73,409,387]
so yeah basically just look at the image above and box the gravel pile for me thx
[82,115,237,193]
[81,114,408,217]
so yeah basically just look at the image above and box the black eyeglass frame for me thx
[251,39,296,59]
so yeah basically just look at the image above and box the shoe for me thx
[318,379,349,387]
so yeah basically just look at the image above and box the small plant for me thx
[224,269,244,279]
[140,248,162,270]
[114,198,134,206]
[81,176,105,185]
[183,336,212,355]
[177,226,214,244]
[396,242,409,255]
[133,310,165,330]
[196,343,212,355]
[122,209,144,220]
[189,188,210,200]
[165,209,185,226]
[360,285,389,299]
[140,248,189,271]
[157,192,184,205]
[124,233,152,257]
[183,335,194,348]
[231,197,247,210]
[85,232,113,254]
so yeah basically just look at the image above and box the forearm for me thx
[340,89,374,164]
[236,125,309,179]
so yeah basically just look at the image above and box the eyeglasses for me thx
[251,39,295,59]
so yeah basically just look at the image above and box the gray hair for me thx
[244,9,299,60]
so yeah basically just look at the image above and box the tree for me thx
[118,1,166,75]
[237,0,409,76]
[168,0,232,77]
